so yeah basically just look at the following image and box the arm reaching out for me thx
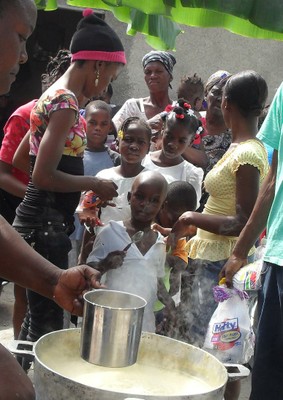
[0,216,103,316]
[87,250,126,275]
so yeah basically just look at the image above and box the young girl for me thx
[142,99,204,207]
[169,71,269,400]
[95,116,151,224]
[86,170,168,332]
[13,9,126,359]
[78,116,151,263]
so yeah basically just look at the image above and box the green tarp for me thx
[34,0,283,49]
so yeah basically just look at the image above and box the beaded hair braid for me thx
[163,98,203,135]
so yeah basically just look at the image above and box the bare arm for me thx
[182,142,208,169]
[166,254,187,271]
[169,163,261,244]
[157,278,175,309]
[220,150,277,286]
[0,160,27,198]
[25,109,118,201]
[87,250,126,274]
[0,344,35,399]
[12,130,31,174]
[0,216,102,315]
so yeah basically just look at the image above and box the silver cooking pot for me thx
[11,328,249,400]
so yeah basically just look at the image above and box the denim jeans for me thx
[250,262,283,400]
[15,223,72,369]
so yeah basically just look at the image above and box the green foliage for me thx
[35,0,283,49]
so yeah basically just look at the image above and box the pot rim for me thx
[34,329,228,398]
[83,289,147,311]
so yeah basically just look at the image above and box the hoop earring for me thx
[95,71,100,87]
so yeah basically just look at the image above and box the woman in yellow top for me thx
[169,71,269,400]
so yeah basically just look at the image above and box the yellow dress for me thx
[186,139,269,262]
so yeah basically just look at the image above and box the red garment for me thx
[0,99,37,185]
[193,116,207,145]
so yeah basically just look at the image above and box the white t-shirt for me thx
[96,167,147,224]
[87,220,166,332]
[142,153,204,207]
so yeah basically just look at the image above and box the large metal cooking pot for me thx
[16,328,248,400]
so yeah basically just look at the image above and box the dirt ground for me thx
[0,282,252,399]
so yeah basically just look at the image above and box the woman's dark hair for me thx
[224,70,268,118]
[163,98,200,135]
[41,50,72,90]
[120,117,151,141]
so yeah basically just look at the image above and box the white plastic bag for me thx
[233,239,266,291]
[232,260,263,291]
[203,285,255,364]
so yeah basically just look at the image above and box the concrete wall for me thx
[105,12,283,107]
[8,7,283,110]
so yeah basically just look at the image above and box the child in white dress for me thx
[142,99,204,207]
[86,170,168,332]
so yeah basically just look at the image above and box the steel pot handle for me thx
[224,363,250,382]
[5,340,35,361]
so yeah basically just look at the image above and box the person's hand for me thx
[147,114,164,132]
[101,250,126,271]
[92,178,118,202]
[78,207,103,227]
[156,303,177,336]
[219,254,248,288]
[52,266,103,316]
[152,223,172,237]
[167,212,195,247]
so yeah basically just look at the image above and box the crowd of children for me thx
[0,16,274,398]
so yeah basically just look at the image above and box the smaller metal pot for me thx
[81,289,147,367]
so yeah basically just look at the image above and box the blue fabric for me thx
[250,262,283,400]
[264,143,274,165]
[257,82,283,266]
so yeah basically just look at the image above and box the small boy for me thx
[177,73,204,119]
[86,171,168,332]
[82,99,120,175]
[70,100,120,258]
[152,181,197,337]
